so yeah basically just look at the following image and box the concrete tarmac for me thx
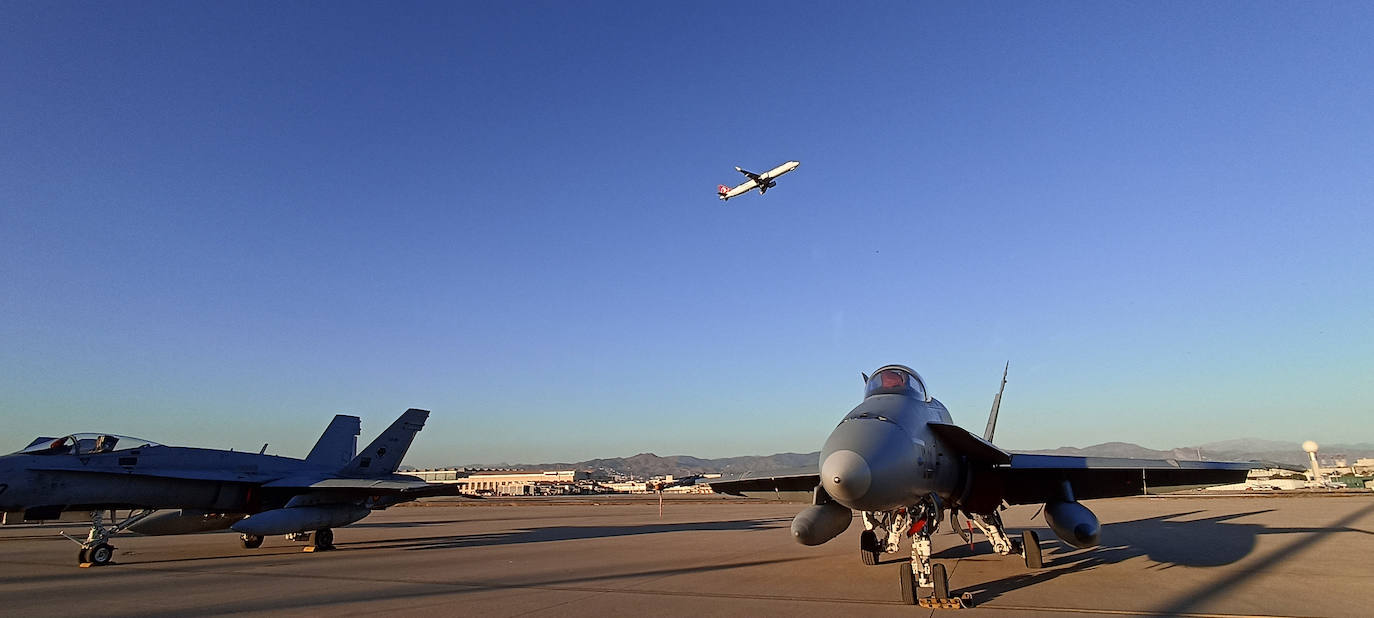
[0,494,1370,617]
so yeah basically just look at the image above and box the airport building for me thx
[408,469,591,496]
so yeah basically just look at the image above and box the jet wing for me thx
[707,467,819,498]
[927,422,1012,464]
[261,474,433,494]
[995,453,1252,504]
[736,167,762,181]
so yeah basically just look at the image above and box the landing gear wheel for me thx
[241,534,263,549]
[87,543,115,566]
[312,528,334,551]
[1022,529,1043,569]
[899,563,919,605]
[931,562,949,600]
[860,530,881,565]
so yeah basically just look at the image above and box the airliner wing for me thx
[736,167,762,181]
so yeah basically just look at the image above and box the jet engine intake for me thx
[1043,500,1100,548]
[129,510,246,535]
[230,505,370,536]
[790,502,852,546]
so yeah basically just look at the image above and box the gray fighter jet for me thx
[709,365,1253,605]
[0,408,467,566]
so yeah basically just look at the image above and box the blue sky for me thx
[3,2,1371,466]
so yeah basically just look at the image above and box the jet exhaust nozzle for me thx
[129,510,246,536]
[1043,500,1101,548]
[790,502,853,546]
[230,505,371,536]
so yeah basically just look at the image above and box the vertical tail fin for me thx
[983,362,1008,442]
[340,409,429,477]
[306,414,360,467]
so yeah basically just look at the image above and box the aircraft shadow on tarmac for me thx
[337,517,793,552]
[350,519,469,528]
[943,504,1374,612]
[114,517,791,568]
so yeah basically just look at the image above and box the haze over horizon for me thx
[4,4,1371,468]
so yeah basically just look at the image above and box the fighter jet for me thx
[717,160,800,201]
[0,408,469,566]
[709,365,1253,605]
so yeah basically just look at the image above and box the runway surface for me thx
[1,494,1370,617]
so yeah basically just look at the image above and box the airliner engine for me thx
[790,502,853,546]
[230,505,370,536]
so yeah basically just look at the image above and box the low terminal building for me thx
[602,480,650,493]
[408,469,591,496]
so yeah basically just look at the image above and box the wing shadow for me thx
[953,505,1374,606]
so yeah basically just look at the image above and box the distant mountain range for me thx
[451,452,819,478]
[446,439,1373,479]
[1016,439,1347,466]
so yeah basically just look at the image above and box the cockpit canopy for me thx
[15,434,161,456]
[864,365,929,401]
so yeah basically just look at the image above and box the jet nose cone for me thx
[820,450,871,504]
[818,418,921,512]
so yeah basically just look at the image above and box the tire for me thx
[88,543,115,566]
[1022,529,1043,569]
[898,563,919,605]
[241,534,263,549]
[931,563,949,600]
[313,528,334,550]
[860,530,881,565]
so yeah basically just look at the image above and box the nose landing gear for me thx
[897,494,965,607]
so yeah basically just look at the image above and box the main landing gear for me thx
[63,508,155,566]
[860,530,881,565]
[859,510,904,566]
[294,528,335,552]
[967,508,1044,569]
[877,501,1046,607]
[313,527,334,550]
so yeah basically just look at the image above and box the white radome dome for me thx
[1302,440,1319,453]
